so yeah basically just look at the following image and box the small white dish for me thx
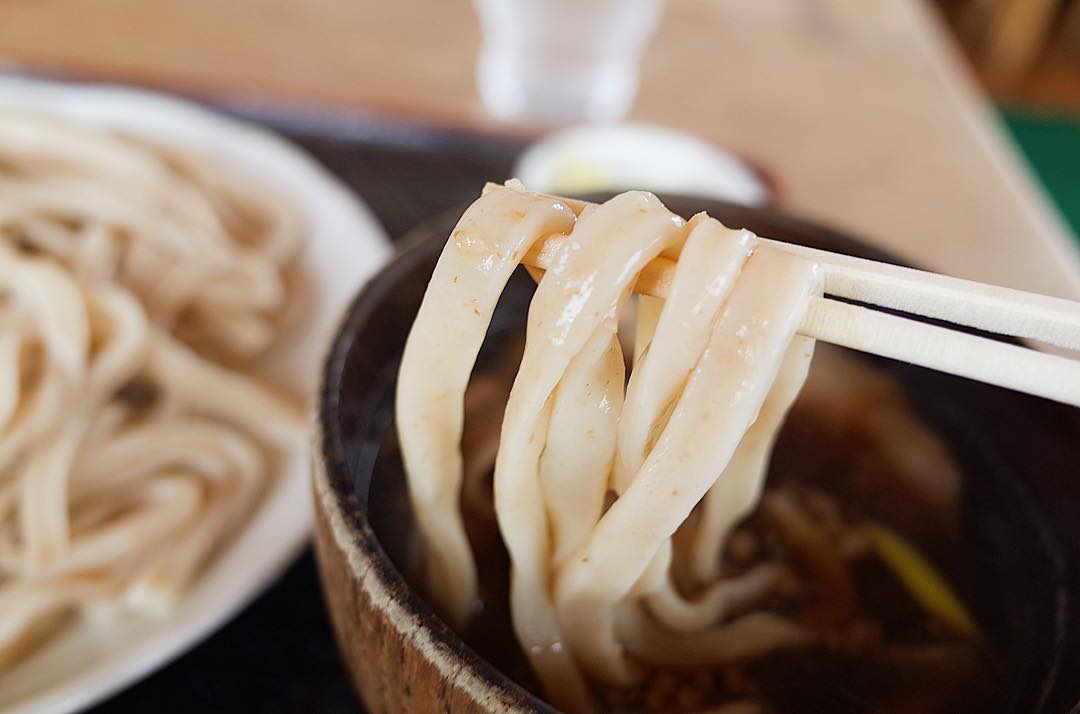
[0,77,391,714]
[513,123,771,206]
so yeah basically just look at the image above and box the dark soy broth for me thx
[366,285,1059,713]
[330,202,1076,712]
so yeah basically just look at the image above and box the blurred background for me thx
[1,0,1077,295]
[1,0,1075,711]
[942,0,1080,235]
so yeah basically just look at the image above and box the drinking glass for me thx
[472,0,665,124]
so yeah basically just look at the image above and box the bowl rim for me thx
[315,194,1076,713]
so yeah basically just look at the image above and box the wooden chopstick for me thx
[803,297,1080,408]
[496,185,1080,351]
[489,185,1080,408]
[755,242,1080,352]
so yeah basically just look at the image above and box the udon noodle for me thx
[0,111,303,669]
[0,110,303,361]
[398,183,829,711]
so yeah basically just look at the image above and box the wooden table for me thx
[1,0,1078,298]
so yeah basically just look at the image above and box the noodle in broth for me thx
[398,183,839,712]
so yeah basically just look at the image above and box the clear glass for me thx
[472,0,665,124]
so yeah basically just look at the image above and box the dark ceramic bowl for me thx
[313,196,1080,714]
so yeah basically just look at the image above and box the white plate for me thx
[513,123,770,206]
[0,78,391,713]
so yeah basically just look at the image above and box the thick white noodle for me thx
[494,191,685,708]
[689,335,816,584]
[616,603,811,669]
[640,336,815,633]
[0,109,302,361]
[396,186,577,627]
[143,333,301,451]
[540,330,624,569]
[644,563,785,633]
[556,249,819,685]
[613,217,754,492]
[0,116,304,670]
[398,189,831,711]
[612,215,774,631]
[0,244,88,379]
[0,331,21,429]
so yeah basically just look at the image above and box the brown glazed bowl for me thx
[313,196,1080,714]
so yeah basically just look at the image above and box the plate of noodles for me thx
[0,78,390,712]
[314,184,1080,713]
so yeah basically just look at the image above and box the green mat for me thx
[1000,109,1080,246]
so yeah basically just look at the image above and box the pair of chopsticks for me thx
[496,186,1080,409]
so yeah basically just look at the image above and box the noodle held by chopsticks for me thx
[556,249,820,684]
[396,189,576,628]
[494,191,685,704]
[397,182,827,712]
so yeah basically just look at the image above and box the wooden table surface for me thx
[1,0,1078,298]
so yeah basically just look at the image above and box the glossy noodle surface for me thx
[396,184,1001,713]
